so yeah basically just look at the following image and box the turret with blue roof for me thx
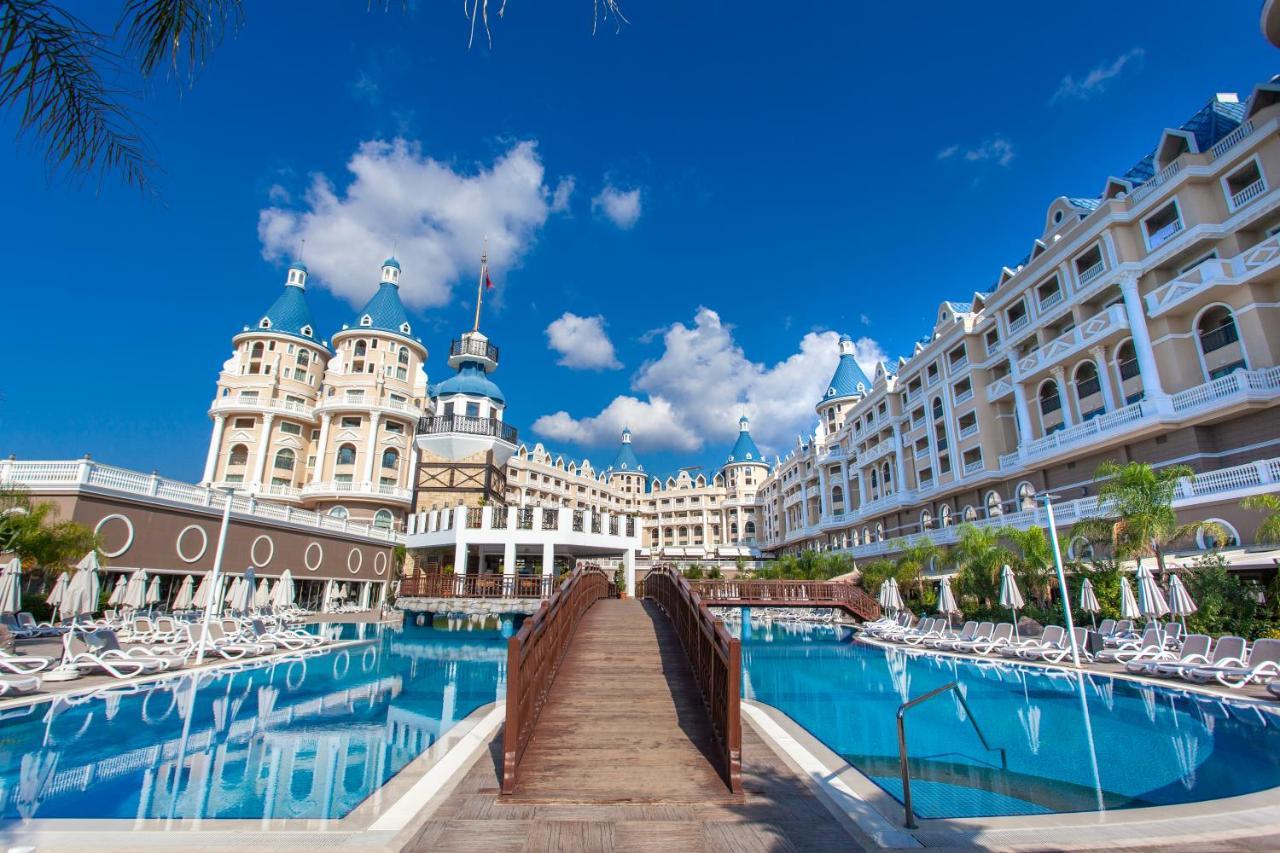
[607,427,644,474]
[350,257,416,338]
[725,415,763,466]
[247,260,324,346]
[820,335,872,405]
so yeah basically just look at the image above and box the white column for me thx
[840,461,852,513]
[541,542,555,577]
[817,466,830,519]
[202,415,225,484]
[624,549,636,597]
[503,540,517,587]
[453,538,468,594]
[1011,369,1035,446]
[251,413,275,490]
[1119,275,1169,407]
[1091,345,1118,412]
[311,413,332,485]
[856,468,868,504]
[361,412,382,487]
[1052,366,1076,427]
[892,423,907,493]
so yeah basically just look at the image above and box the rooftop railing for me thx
[451,337,500,363]
[416,414,518,444]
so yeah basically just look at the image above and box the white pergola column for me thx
[311,413,332,484]
[1090,345,1118,412]
[541,542,555,578]
[251,413,275,490]
[202,415,225,485]
[503,539,517,592]
[624,549,636,597]
[1119,275,1169,408]
[361,412,382,487]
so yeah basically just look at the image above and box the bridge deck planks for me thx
[507,598,734,803]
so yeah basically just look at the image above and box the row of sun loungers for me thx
[859,612,1280,693]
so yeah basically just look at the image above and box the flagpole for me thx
[473,240,487,332]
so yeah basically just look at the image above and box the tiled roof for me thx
[725,418,763,465]
[354,283,413,336]
[432,362,505,403]
[257,284,319,343]
[608,430,644,473]
[822,349,872,402]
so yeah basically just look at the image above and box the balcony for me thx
[1146,233,1280,317]
[958,421,979,440]
[1007,312,1030,336]
[1230,179,1266,211]
[954,386,974,405]
[416,414,518,444]
[1128,160,1181,206]
[450,337,500,363]
[1211,120,1255,159]
[302,480,412,502]
[1076,261,1106,288]
[210,395,315,419]
[986,375,1013,402]
[949,354,970,373]
[1146,216,1184,250]
[1014,304,1128,379]
[1038,290,1064,312]
[963,457,984,476]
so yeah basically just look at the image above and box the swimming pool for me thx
[0,616,513,821]
[735,617,1280,819]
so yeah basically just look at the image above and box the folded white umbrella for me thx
[0,557,21,614]
[107,575,128,607]
[60,554,102,620]
[1079,577,1101,629]
[122,569,149,611]
[271,569,295,609]
[172,575,195,610]
[192,573,214,609]
[1119,576,1140,621]
[999,564,1024,640]
[224,577,240,606]
[146,576,162,606]
[1167,573,1198,630]
[936,576,959,617]
[230,568,255,613]
[46,571,69,609]
[75,551,102,573]
[254,578,271,608]
[1136,564,1170,628]
[883,577,904,614]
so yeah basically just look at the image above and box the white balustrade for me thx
[1210,120,1254,159]
[1146,234,1280,317]
[1014,304,1128,378]
[1230,179,1266,211]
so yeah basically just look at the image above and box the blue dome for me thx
[725,419,762,465]
[433,362,505,404]
[607,428,643,473]
[382,256,401,271]
[289,260,308,273]
[353,282,413,336]
[822,341,872,403]
[253,279,320,344]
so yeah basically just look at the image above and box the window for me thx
[1143,200,1183,250]
[1074,362,1101,401]
[328,506,349,520]
[340,416,361,428]
[1068,536,1095,561]
[1007,299,1028,331]
[397,347,410,381]
[931,397,944,421]
[1196,519,1240,550]
[1197,305,1240,355]
[466,402,480,418]
[1224,159,1265,211]
[1017,481,1036,512]
[940,505,953,527]
[373,509,394,530]
[273,449,295,471]
[336,444,357,466]
[223,474,243,483]
[962,505,977,522]
[1074,245,1105,286]
[381,448,399,469]
[985,328,1000,355]
[385,421,404,434]
[1039,381,1062,415]
[985,490,1003,518]
[280,421,302,436]
[1117,340,1140,381]
[1037,275,1063,309]
[228,444,249,466]
[233,417,254,429]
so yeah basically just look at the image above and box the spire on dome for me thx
[381,256,401,284]
[608,427,643,473]
[286,260,308,289]
[725,414,762,465]
[355,257,413,336]
[253,266,320,343]
[821,333,872,404]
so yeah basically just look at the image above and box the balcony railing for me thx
[1199,323,1240,354]
[417,414,518,444]
[1038,290,1064,311]
[451,337,500,363]
[1146,233,1280,317]
[1146,217,1184,250]
[954,387,974,405]
[958,421,979,440]
[963,458,984,476]
[1210,120,1254,159]
[1076,261,1105,288]
[211,395,315,419]
[1014,304,1128,378]
[1007,313,1030,336]
[1230,180,1266,211]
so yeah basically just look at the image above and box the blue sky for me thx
[0,1,1275,481]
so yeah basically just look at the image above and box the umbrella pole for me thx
[1011,608,1019,642]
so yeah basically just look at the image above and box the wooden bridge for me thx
[687,578,882,622]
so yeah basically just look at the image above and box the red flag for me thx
[485,271,494,290]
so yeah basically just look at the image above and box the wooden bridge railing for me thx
[688,579,882,622]
[643,564,742,794]
[399,572,557,599]
[501,564,611,794]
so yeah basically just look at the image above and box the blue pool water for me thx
[0,616,512,821]
[735,618,1280,818]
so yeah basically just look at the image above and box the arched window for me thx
[920,509,933,530]
[1197,519,1240,550]
[297,349,310,368]
[940,504,953,527]
[1115,339,1142,404]
[862,526,871,543]
[1074,362,1102,415]
[398,347,409,366]
[354,340,367,358]
[250,342,264,360]
[228,444,249,466]
[373,509,394,530]
[730,522,739,537]
[1196,305,1247,379]
[273,448,295,471]
[831,485,844,507]
[1017,481,1036,512]
[328,506,349,520]
[876,522,885,541]
[744,520,756,536]
[869,469,878,489]
[985,490,1003,518]
[851,529,860,546]
[931,397,944,421]
[1038,381,1062,416]
[396,346,410,380]
[1068,536,1095,560]
[337,444,357,466]
[381,448,399,469]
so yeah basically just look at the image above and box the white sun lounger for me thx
[1126,634,1211,675]
[0,673,40,696]
[1187,638,1280,689]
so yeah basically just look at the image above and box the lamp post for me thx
[195,486,239,665]
[1040,492,1081,668]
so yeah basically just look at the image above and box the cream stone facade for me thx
[203,258,430,531]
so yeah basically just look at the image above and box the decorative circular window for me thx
[93,514,135,558]
[304,541,324,572]
[1054,210,1064,224]
[373,551,388,576]
[1196,519,1240,551]
[176,525,208,563]
[347,547,364,574]
[250,534,275,567]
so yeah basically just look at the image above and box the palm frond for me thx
[0,0,153,190]
[117,0,245,82]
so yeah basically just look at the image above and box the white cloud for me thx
[1052,48,1144,104]
[939,136,1015,167]
[532,307,871,457]
[545,312,622,370]
[258,138,566,308]
[550,176,575,213]
[849,335,886,380]
[591,183,642,229]
[859,313,870,326]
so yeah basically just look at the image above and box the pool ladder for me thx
[896,681,1007,829]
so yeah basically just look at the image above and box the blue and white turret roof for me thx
[252,261,321,344]
[725,415,763,465]
[607,427,644,473]
[352,257,414,337]
[432,362,506,404]
[821,335,871,403]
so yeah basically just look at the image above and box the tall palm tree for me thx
[1003,526,1069,607]
[1073,460,1202,576]
[1242,494,1280,545]
[952,525,1011,608]
[891,538,939,599]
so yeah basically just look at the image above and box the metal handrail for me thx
[896,681,1006,829]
